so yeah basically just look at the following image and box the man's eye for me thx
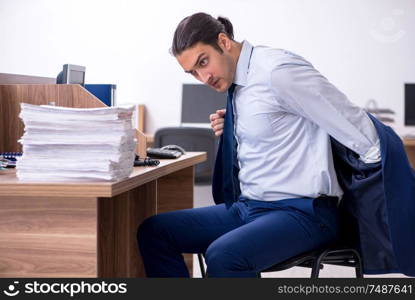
[199,58,208,67]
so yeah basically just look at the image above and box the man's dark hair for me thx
[171,12,234,56]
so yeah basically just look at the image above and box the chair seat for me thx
[261,245,361,273]
[197,244,363,278]
[261,248,324,272]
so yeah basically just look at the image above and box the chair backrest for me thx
[153,127,218,183]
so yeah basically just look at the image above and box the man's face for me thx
[176,40,235,93]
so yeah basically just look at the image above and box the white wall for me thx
[0,0,414,134]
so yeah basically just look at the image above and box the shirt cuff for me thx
[359,139,381,163]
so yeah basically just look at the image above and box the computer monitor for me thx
[181,84,227,126]
[56,64,86,85]
[405,83,415,126]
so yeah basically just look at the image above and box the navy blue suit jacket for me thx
[212,114,415,276]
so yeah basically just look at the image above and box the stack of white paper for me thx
[17,103,136,181]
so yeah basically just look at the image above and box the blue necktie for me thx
[216,83,241,208]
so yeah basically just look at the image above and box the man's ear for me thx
[217,32,232,52]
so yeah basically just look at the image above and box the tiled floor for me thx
[192,184,410,278]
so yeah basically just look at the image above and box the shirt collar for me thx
[233,40,253,87]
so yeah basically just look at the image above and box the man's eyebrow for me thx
[184,53,205,74]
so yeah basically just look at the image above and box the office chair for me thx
[197,244,363,278]
[153,127,219,183]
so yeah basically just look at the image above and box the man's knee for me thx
[137,214,168,245]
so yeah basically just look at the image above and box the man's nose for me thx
[199,71,212,85]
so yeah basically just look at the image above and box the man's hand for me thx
[209,109,226,136]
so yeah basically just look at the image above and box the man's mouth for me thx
[211,79,220,88]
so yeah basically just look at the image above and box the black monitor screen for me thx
[181,84,227,123]
[405,84,415,126]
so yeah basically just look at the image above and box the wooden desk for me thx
[403,139,415,168]
[0,152,206,278]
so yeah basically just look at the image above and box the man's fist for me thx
[209,109,226,136]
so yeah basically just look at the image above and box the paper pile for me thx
[17,103,136,181]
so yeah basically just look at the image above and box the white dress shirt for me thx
[232,41,380,202]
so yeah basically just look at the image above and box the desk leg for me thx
[98,180,157,277]
[156,166,194,277]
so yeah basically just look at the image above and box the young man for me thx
[137,12,415,278]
